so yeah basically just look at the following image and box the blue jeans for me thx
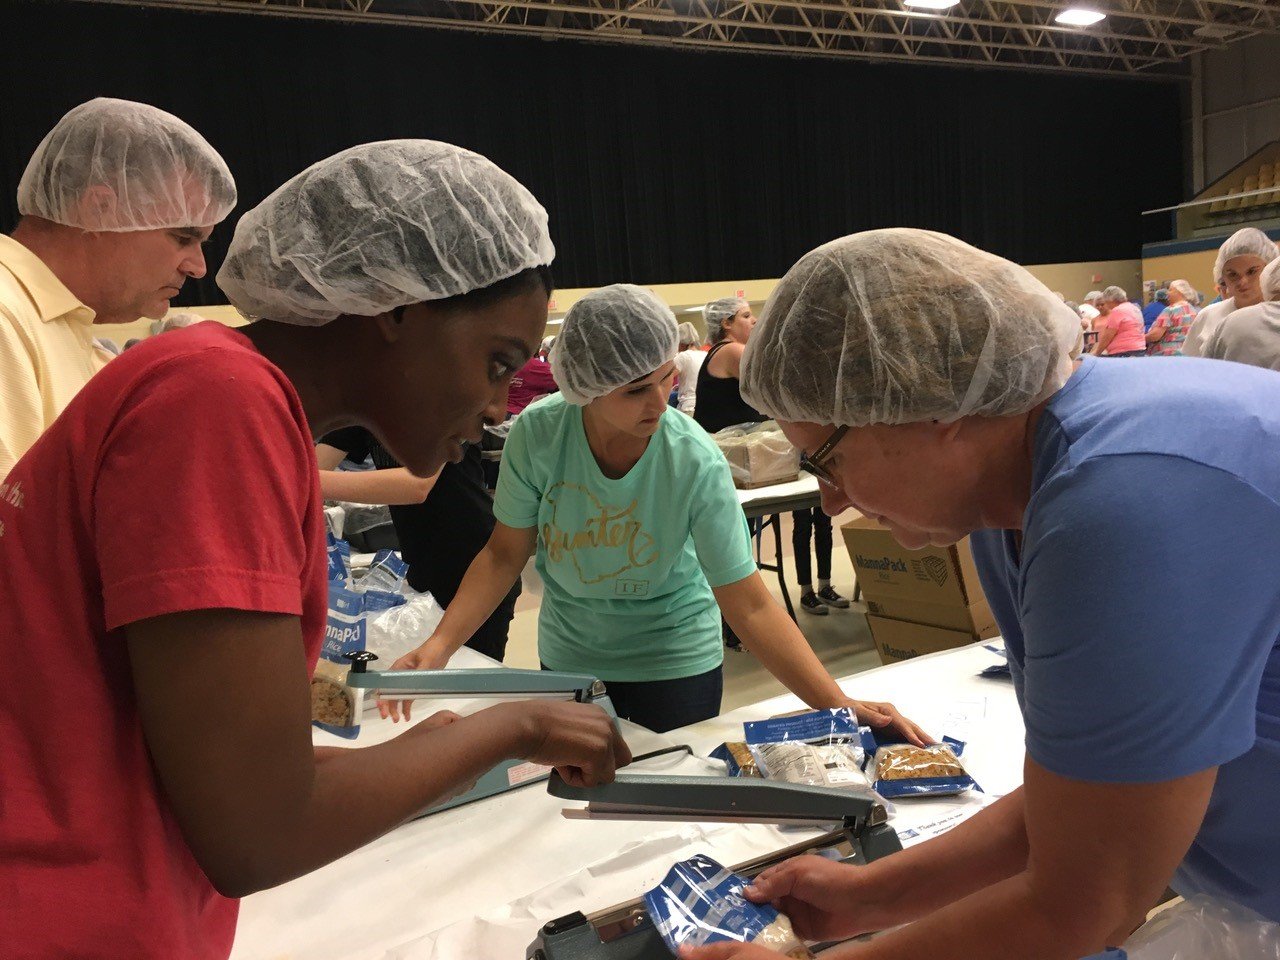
[543,663,723,733]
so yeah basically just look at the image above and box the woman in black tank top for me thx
[693,299,766,433]
[694,297,850,617]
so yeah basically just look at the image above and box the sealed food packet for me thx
[743,706,861,746]
[863,732,980,799]
[311,582,369,739]
[751,741,867,788]
[710,742,762,778]
[739,707,869,790]
[644,855,814,959]
[325,530,352,585]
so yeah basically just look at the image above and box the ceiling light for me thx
[1054,7,1106,25]
[903,0,960,9]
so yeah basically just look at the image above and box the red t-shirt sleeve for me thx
[94,348,316,631]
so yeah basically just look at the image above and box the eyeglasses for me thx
[798,425,849,488]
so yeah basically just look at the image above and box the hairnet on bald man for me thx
[1216,228,1279,281]
[741,229,1083,427]
[17,97,235,232]
[217,140,554,325]
[550,284,678,405]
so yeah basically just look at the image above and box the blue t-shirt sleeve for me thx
[1018,454,1280,783]
[688,448,758,588]
[491,413,542,529]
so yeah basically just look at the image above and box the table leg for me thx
[769,513,795,621]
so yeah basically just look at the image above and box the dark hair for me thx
[434,264,554,314]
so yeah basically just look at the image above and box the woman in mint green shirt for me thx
[389,284,925,736]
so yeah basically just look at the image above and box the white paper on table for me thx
[892,792,999,848]
[381,819,820,960]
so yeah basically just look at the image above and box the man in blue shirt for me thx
[690,228,1280,960]
[1142,288,1168,330]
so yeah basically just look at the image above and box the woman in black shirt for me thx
[695,298,849,617]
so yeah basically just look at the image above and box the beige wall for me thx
[1143,250,1219,300]
[124,259,1154,348]
[1022,260,1143,301]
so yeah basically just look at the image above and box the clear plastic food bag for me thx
[1118,895,1280,960]
[644,854,814,958]
[864,736,978,799]
[365,590,445,666]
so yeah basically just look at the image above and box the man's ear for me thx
[372,307,405,345]
[76,185,119,230]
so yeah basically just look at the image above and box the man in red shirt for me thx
[0,140,628,959]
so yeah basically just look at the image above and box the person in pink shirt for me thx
[1090,285,1147,357]
[506,335,559,415]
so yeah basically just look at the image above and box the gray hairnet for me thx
[1215,228,1278,281]
[740,229,1083,427]
[17,97,235,232]
[550,284,678,405]
[217,140,554,325]
[1084,291,1103,303]
[1263,260,1280,301]
[704,297,749,344]
[676,321,701,348]
[1102,285,1128,303]
[1168,280,1197,303]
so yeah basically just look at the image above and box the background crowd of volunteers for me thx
[1,97,1278,960]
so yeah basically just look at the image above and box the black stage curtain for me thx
[0,0,1183,307]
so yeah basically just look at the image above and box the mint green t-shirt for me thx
[492,395,757,682]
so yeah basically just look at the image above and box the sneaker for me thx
[816,586,850,609]
[800,591,829,615]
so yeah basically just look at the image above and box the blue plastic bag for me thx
[311,582,369,739]
[644,855,812,957]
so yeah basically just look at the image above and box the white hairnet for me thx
[1168,279,1197,303]
[550,284,678,405]
[1215,228,1278,281]
[1263,260,1280,301]
[217,140,554,325]
[1083,290,1103,303]
[1101,285,1128,303]
[704,297,749,344]
[676,321,700,347]
[17,97,235,232]
[740,229,1083,427]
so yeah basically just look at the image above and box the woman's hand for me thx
[848,698,931,747]
[376,635,456,722]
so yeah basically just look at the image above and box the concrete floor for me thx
[499,508,882,711]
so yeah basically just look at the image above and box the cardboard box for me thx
[840,518,986,608]
[864,595,997,637]
[714,427,800,489]
[865,615,995,665]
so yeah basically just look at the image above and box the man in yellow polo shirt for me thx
[0,98,236,478]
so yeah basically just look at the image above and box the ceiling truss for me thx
[78,0,1280,76]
